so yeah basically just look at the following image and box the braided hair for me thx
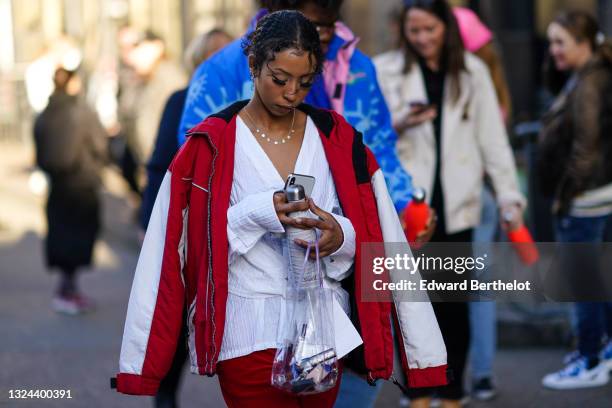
[260,0,343,13]
[242,10,324,77]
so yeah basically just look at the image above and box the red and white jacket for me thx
[113,101,447,395]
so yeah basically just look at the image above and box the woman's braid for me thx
[242,10,323,77]
[260,0,343,12]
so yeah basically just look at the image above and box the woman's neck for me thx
[417,52,443,72]
[425,58,440,71]
[244,91,294,131]
[573,48,594,72]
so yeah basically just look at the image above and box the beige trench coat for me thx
[374,50,525,234]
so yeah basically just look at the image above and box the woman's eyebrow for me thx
[267,64,315,79]
[267,65,291,76]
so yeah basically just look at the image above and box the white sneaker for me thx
[472,377,497,401]
[562,349,581,365]
[429,396,470,407]
[542,356,609,390]
[52,293,95,315]
[52,295,80,315]
[600,340,612,371]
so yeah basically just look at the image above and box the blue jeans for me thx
[469,302,496,380]
[470,187,498,380]
[334,370,382,408]
[555,214,612,360]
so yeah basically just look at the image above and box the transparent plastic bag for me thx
[271,240,339,394]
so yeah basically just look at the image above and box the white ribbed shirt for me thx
[218,115,356,361]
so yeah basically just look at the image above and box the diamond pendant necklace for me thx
[243,107,296,145]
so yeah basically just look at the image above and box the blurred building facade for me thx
[1,0,255,144]
[8,0,253,68]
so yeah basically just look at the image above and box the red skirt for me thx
[217,349,342,407]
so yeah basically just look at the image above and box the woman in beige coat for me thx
[374,1,524,407]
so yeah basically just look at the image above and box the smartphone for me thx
[285,173,316,198]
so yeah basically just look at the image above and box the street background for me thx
[1,0,612,407]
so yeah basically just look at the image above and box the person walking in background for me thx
[141,29,232,231]
[138,28,231,408]
[129,31,187,178]
[452,6,514,401]
[34,67,108,315]
[112,25,144,198]
[374,0,525,406]
[111,30,186,224]
[538,10,612,390]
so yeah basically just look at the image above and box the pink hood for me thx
[323,21,359,115]
[453,7,492,53]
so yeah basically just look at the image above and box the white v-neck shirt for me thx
[219,115,356,361]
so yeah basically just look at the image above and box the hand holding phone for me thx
[409,101,435,114]
[274,174,316,229]
[395,101,438,133]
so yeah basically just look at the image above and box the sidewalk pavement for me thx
[1,142,611,408]
[0,142,224,407]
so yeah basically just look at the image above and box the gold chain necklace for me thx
[243,107,296,145]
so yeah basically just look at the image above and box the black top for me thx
[34,91,108,269]
[418,58,447,240]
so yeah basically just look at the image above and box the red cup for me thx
[507,225,539,265]
[403,188,430,249]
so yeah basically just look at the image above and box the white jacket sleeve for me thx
[473,63,526,209]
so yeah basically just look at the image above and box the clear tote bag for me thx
[271,241,339,394]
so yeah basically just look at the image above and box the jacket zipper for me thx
[203,132,218,374]
[186,130,218,375]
